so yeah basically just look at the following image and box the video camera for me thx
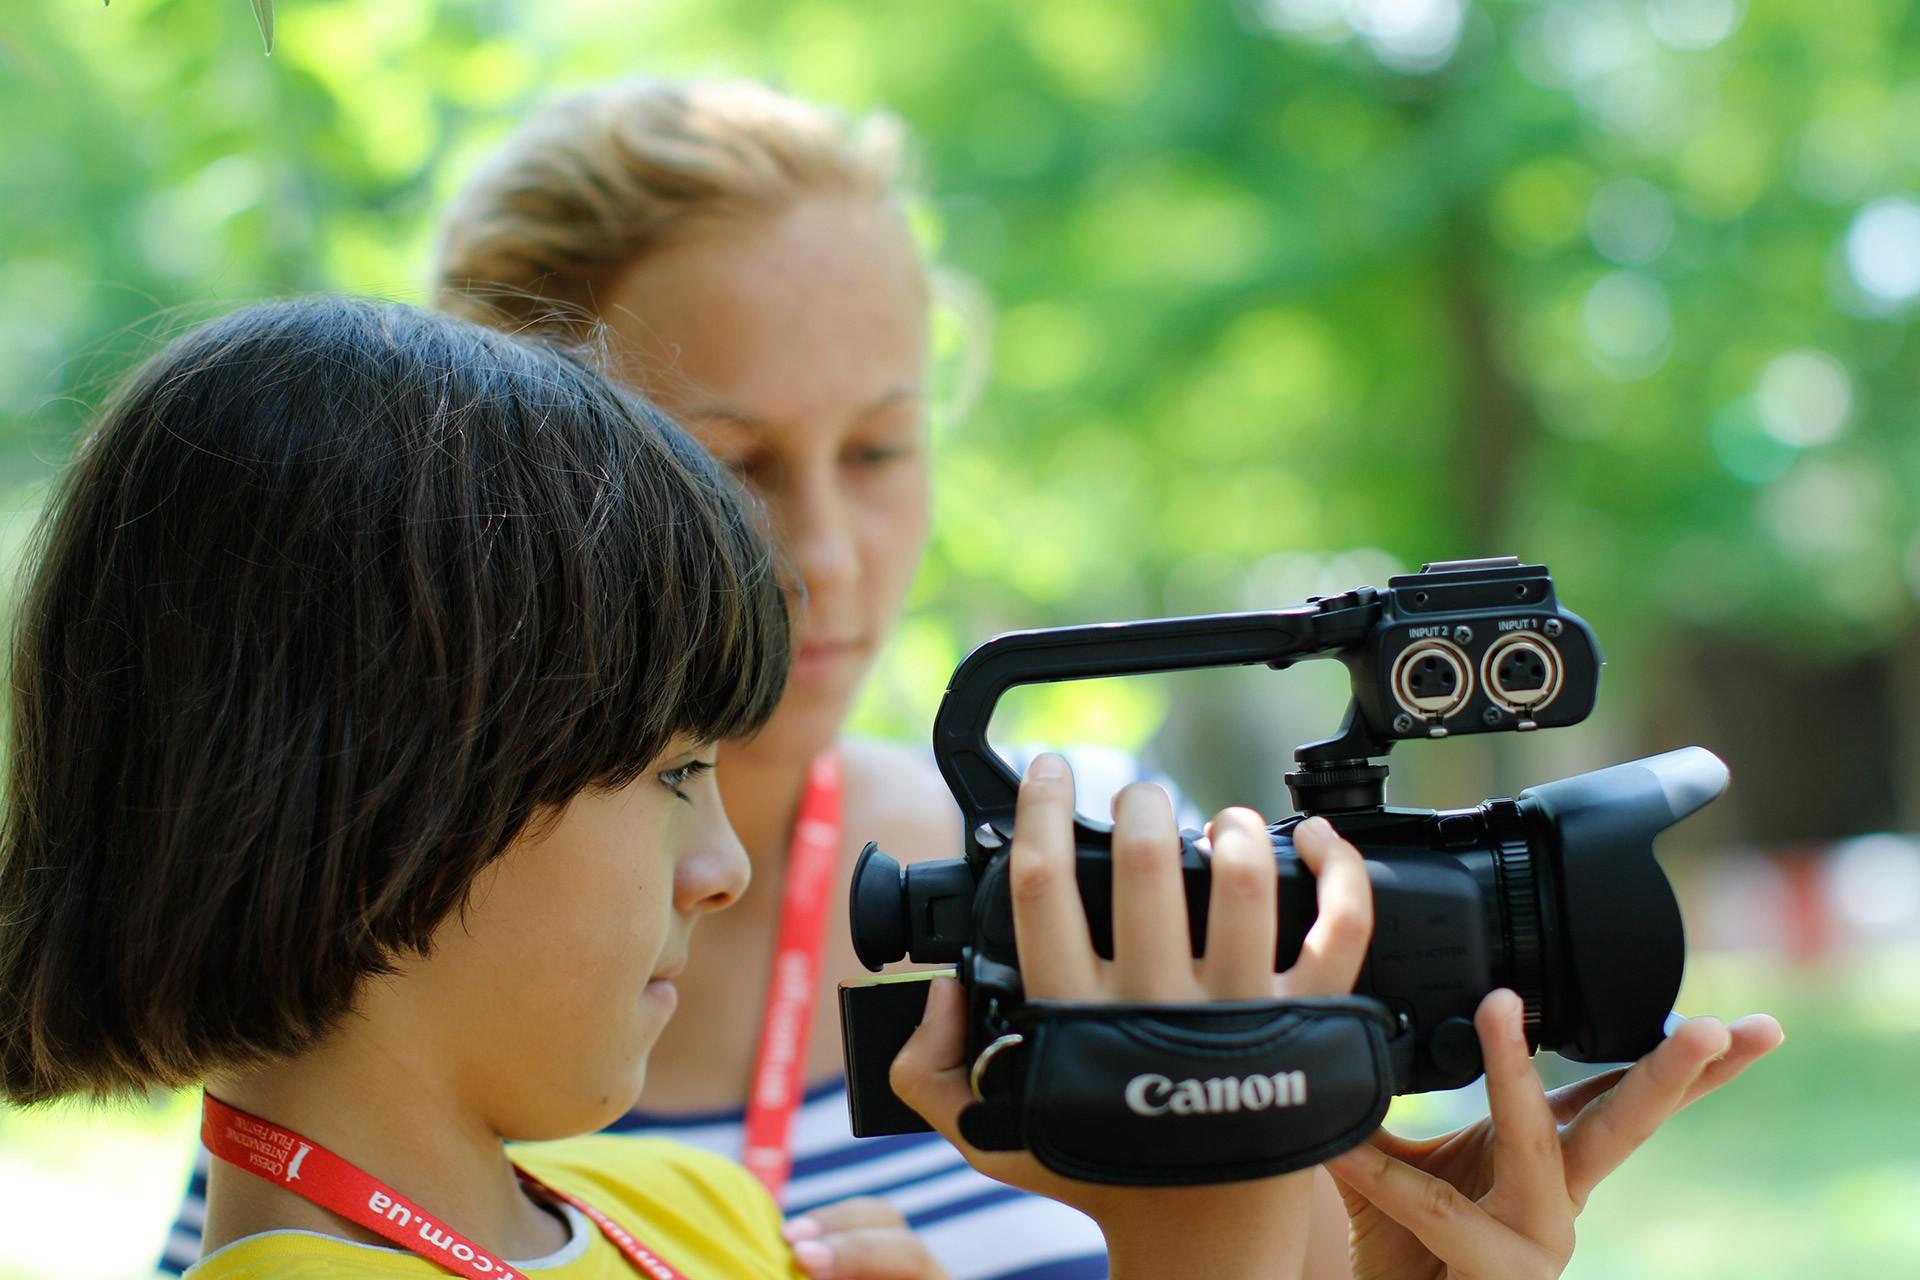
[839,557,1725,1185]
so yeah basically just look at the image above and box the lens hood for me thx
[1520,747,1727,1063]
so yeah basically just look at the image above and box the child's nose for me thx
[676,813,751,916]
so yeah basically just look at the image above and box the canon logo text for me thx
[1123,1069,1308,1117]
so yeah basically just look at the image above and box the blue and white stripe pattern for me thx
[604,1081,1111,1279]
[158,1149,211,1276]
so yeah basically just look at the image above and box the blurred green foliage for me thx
[6,0,1919,656]
[4,5,1920,1276]
[7,1,1920,799]
[9,0,1920,831]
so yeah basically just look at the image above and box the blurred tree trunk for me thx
[1889,627,1920,833]
[1441,210,1532,558]
[1642,632,1918,845]
[1437,193,1539,805]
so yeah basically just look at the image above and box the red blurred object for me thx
[1778,851,1833,962]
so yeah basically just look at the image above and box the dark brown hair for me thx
[0,297,789,1104]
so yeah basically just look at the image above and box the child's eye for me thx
[657,760,715,803]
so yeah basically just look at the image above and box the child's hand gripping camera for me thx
[840,557,1726,1185]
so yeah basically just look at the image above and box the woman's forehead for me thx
[603,199,929,421]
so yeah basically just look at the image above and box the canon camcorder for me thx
[839,557,1725,1185]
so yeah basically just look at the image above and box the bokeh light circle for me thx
[1844,196,1920,307]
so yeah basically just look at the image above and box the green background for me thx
[4,0,1918,1275]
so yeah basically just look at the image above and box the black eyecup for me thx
[850,842,908,972]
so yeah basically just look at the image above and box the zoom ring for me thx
[1486,800,1544,1035]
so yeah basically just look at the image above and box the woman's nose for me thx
[783,467,859,602]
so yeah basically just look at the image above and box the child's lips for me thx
[645,956,685,1005]
[649,956,686,983]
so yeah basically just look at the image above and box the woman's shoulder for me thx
[837,735,944,800]
[837,737,964,865]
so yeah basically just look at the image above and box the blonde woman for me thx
[439,80,1204,1279]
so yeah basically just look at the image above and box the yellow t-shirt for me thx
[184,1135,804,1279]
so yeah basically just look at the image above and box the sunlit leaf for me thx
[251,0,273,55]
[99,0,273,53]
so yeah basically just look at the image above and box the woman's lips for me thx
[791,638,866,684]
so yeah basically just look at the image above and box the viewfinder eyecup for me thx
[851,842,909,972]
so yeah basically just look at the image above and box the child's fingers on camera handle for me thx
[1200,804,1278,999]
[1006,751,1101,1000]
[1012,756,1380,1006]
[1282,817,1375,998]
[1106,779,1198,1001]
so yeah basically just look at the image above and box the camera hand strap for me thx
[957,995,1398,1185]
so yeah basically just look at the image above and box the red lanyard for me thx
[740,752,843,1201]
[201,1094,686,1280]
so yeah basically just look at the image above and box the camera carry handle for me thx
[934,602,1382,842]
[957,994,1403,1185]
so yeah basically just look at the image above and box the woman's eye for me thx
[847,442,912,468]
[711,449,768,482]
[658,760,715,803]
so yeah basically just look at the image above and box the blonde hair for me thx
[434,79,915,335]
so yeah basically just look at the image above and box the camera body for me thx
[840,559,1723,1181]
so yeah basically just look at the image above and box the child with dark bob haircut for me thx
[0,296,1375,1279]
